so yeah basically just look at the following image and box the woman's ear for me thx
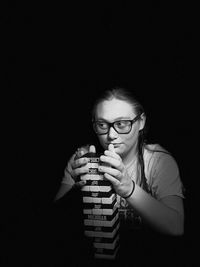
[139,113,146,131]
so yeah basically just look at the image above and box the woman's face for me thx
[94,98,145,159]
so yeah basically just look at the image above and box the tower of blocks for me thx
[80,152,120,260]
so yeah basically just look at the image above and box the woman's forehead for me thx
[95,98,136,119]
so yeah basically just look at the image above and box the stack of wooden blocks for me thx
[80,153,120,260]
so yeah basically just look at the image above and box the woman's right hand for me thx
[65,145,96,187]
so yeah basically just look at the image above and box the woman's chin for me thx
[112,146,124,155]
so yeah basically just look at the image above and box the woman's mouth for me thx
[107,143,122,148]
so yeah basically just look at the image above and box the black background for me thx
[3,1,197,266]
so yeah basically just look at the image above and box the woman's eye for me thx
[116,121,126,127]
[115,121,129,128]
[97,122,108,129]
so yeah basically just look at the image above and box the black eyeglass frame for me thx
[92,113,142,135]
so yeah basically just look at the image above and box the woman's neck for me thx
[122,142,139,166]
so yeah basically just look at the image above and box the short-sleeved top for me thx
[126,143,184,200]
[61,144,185,228]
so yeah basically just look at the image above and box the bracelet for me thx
[123,180,135,199]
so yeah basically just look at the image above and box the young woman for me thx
[55,87,185,236]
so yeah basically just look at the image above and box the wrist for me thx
[123,180,135,199]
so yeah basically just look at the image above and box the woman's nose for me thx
[108,126,118,139]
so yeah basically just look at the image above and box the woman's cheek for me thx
[98,136,107,149]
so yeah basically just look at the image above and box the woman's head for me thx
[92,87,147,160]
[92,87,145,118]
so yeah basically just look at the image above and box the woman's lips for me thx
[107,143,122,147]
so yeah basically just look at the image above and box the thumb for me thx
[89,145,96,153]
[108,143,115,152]
[75,180,86,188]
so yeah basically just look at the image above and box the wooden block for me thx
[94,244,120,260]
[82,190,114,198]
[83,193,116,204]
[93,234,119,249]
[80,174,104,181]
[84,212,119,227]
[84,220,120,238]
[84,208,118,221]
[83,198,117,210]
[83,202,118,215]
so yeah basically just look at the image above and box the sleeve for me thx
[150,153,185,200]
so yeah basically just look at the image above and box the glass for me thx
[93,114,141,135]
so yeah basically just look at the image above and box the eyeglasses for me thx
[93,114,142,135]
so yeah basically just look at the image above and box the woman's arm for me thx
[54,183,73,201]
[126,184,184,235]
[99,144,185,236]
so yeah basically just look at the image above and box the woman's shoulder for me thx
[143,144,181,186]
[144,143,168,152]
[144,143,171,155]
[144,144,180,176]
[143,143,174,165]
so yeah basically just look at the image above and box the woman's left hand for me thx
[99,144,133,198]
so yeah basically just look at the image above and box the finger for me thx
[76,149,85,159]
[100,155,123,171]
[99,165,121,179]
[108,144,115,152]
[74,180,87,188]
[89,145,96,153]
[75,145,90,158]
[73,165,90,177]
[103,173,120,187]
[72,157,89,169]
